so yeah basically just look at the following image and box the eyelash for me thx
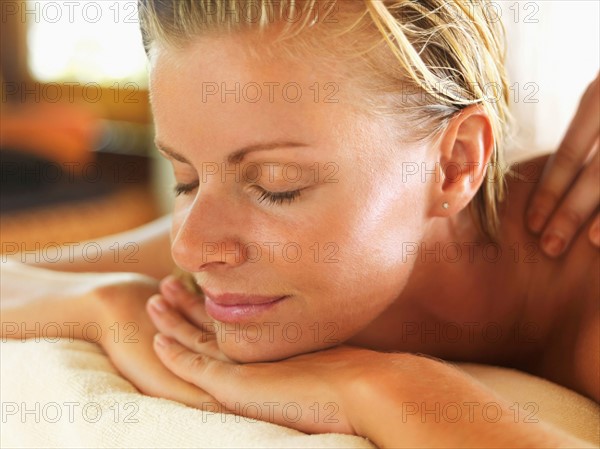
[173,182,302,205]
[173,181,199,197]
[253,186,302,205]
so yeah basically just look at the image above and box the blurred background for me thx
[1,0,598,251]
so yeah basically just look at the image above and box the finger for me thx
[138,366,225,413]
[153,335,280,424]
[98,310,224,412]
[589,213,600,247]
[527,75,600,232]
[539,149,600,256]
[154,335,354,434]
[139,362,225,413]
[153,334,242,402]
[159,276,214,331]
[146,295,231,361]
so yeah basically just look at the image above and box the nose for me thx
[171,193,245,273]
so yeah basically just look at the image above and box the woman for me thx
[2,0,598,447]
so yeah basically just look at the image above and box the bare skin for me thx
[142,34,598,405]
[1,13,598,448]
[1,152,597,447]
[346,152,599,401]
[137,149,598,448]
[527,73,600,254]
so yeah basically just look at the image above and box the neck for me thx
[347,162,557,368]
[398,205,495,322]
[346,203,529,363]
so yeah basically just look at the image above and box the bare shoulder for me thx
[503,152,598,281]
[501,153,599,401]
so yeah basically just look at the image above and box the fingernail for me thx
[154,334,171,348]
[542,233,565,256]
[150,296,169,313]
[528,210,546,233]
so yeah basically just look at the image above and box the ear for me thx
[427,104,494,218]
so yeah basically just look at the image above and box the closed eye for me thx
[174,181,302,206]
[252,186,302,205]
[173,180,199,196]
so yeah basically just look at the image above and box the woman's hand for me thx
[527,73,600,256]
[147,277,593,448]
[146,276,381,435]
[92,278,224,411]
[0,262,223,412]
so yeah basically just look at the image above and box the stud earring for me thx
[442,201,449,209]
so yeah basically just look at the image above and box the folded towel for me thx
[1,339,598,448]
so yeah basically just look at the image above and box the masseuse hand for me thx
[527,72,600,256]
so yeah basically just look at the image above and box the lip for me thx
[201,289,285,306]
[202,291,290,323]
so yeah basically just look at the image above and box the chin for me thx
[218,339,328,363]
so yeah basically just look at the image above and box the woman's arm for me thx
[0,261,222,410]
[353,359,594,449]
[9,214,175,280]
[0,259,152,340]
[142,282,593,448]
[150,325,592,447]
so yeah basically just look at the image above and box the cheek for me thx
[298,174,426,333]
[214,183,425,363]
[321,171,426,281]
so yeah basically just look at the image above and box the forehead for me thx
[148,35,361,153]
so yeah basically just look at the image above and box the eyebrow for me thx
[155,140,309,165]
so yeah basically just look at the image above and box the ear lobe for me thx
[431,105,494,216]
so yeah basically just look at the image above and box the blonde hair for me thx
[138,0,515,242]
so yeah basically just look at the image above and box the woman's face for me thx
[150,34,434,362]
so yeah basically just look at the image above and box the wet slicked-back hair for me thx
[138,0,515,242]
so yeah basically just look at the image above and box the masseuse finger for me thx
[527,73,600,233]
[159,275,214,331]
[147,294,230,362]
[539,147,600,256]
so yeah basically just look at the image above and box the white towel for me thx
[1,339,598,448]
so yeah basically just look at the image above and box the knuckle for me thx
[186,353,209,372]
[160,309,179,327]
[193,331,212,348]
[532,188,561,209]
[558,208,585,229]
[553,149,580,171]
